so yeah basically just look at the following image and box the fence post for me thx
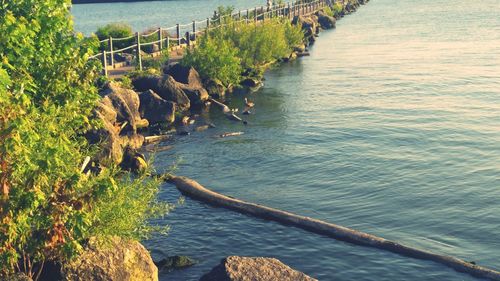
[108,37,114,68]
[102,51,108,77]
[158,27,163,50]
[176,24,181,45]
[192,20,196,41]
[136,32,142,71]
[238,10,241,21]
[261,6,264,21]
[186,32,190,47]
[288,2,291,19]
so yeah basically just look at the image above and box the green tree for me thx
[0,0,168,278]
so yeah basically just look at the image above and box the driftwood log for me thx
[168,176,500,281]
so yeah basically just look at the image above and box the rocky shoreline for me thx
[60,2,369,281]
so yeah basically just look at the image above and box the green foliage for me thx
[332,2,344,16]
[95,22,133,41]
[181,31,242,87]
[182,16,304,85]
[95,23,134,51]
[141,50,169,72]
[212,5,235,24]
[86,168,172,240]
[323,6,334,17]
[0,0,168,277]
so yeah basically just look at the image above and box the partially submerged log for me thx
[144,134,172,144]
[168,176,500,281]
[208,98,230,113]
[218,132,244,138]
[225,112,243,122]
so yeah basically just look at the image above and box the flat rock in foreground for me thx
[61,236,158,281]
[200,256,317,281]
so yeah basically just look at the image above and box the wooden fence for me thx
[89,0,330,77]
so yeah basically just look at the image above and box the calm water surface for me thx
[72,0,264,35]
[76,0,500,280]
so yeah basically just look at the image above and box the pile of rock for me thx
[86,64,213,172]
[200,256,317,281]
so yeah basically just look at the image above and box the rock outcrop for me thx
[204,78,226,98]
[87,82,147,166]
[131,74,162,93]
[156,75,191,111]
[100,82,148,133]
[139,90,176,124]
[317,10,336,29]
[165,64,209,105]
[154,255,196,272]
[61,236,158,281]
[200,256,316,281]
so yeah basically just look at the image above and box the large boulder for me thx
[165,64,209,105]
[205,78,226,98]
[317,10,336,29]
[87,86,146,166]
[87,102,123,166]
[293,15,317,37]
[100,82,149,133]
[156,75,191,111]
[165,63,202,87]
[131,75,162,93]
[179,84,209,106]
[139,90,176,124]
[200,256,317,281]
[61,236,158,281]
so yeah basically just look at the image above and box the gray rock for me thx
[165,64,203,88]
[205,78,226,98]
[317,11,336,29]
[156,75,191,111]
[139,90,176,124]
[100,82,148,133]
[179,84,209,106]
[131,74,162,93]
[61,236,158,281]
[154,256,196,272]
[200,256,317,281]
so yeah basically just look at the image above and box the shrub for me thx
[181,16,305,83]
[323,6,334,17]
[181,31,242,87]
[0,0,169,278]
[95,23,135,52]
[141,50,169,72]
[95,22,133,41]
[333,2,344,16]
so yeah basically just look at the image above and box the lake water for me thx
[72,0,265,35]
[74,0,500,280]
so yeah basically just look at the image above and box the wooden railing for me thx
[89,0,330,77]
